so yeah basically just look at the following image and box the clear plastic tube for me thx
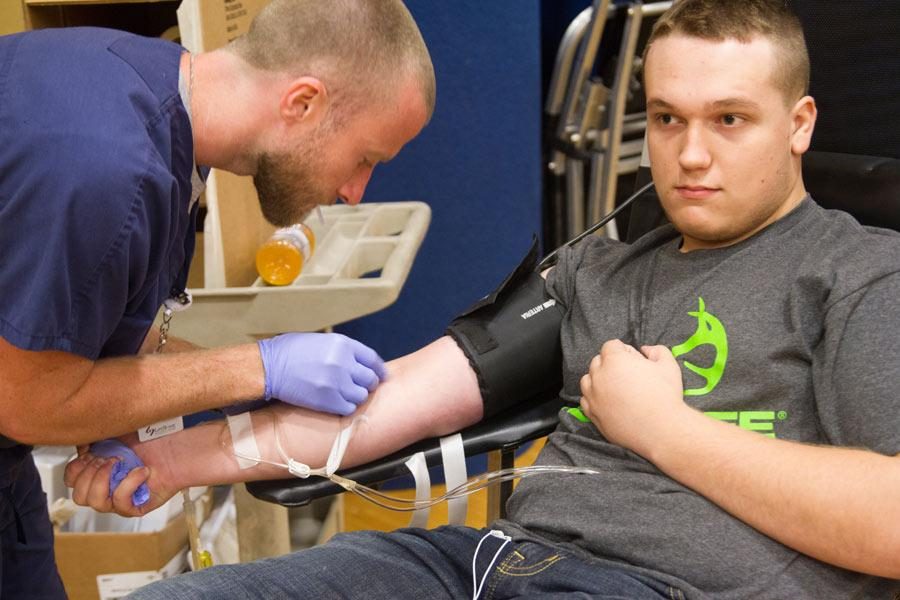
[331,465,603,512]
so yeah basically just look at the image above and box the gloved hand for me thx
[258,332,387,415]
[88,439,151,507]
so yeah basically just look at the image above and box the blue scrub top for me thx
[0,27,199,360]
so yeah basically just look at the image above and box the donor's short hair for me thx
[644,0,809,104]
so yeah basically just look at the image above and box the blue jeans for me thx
[128,525,685,599]
[0,446,67,600]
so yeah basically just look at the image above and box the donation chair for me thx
[545,0,673,245]
[246,150,900,522]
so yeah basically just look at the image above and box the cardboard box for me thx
[54,515,188,600]
[54,490,212,600]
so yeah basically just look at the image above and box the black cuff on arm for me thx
[446,238,564,419]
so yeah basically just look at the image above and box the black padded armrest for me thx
[246,397,564,507]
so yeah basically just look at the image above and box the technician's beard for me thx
[253,151,328,227]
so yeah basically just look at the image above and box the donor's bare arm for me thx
[65,336,484,516]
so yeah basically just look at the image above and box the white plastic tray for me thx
[166,202,431,347]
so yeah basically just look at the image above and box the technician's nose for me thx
[337,167,374,206]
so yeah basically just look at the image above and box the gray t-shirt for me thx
[497,198,900,598]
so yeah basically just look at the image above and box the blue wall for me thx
[336,1,544,359]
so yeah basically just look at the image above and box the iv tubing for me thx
[227,401,605,514]
[231,451,603,513]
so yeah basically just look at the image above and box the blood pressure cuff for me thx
[446,237,564,418]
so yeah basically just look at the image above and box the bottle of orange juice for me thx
[255,224,316,286]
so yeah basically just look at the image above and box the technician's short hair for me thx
[231,0,435,125]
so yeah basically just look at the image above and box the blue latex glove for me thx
[257,332,387,415]
[88,439,150,507]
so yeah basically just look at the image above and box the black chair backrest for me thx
[802,152,900,231]
[792,1,900,160]
[624,151,900,242]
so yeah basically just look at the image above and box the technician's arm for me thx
[65,336,484,516]
[0,335,264,446]
[580,341,900,579]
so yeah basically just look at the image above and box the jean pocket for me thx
[666,585,687,600]
[496,545,566,577]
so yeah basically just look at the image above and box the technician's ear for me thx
[280,76,329,125]
[790,95,817,155]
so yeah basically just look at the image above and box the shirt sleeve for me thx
[0,140,165,360]
[813,271,900,455]
[545,236,616,309]
[0,30,190,360]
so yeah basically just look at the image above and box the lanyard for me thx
[155,291,192,353]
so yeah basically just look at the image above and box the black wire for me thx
[537,181,655,271]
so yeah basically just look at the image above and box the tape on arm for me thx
[227,412,262,469]
[446,238,564,418]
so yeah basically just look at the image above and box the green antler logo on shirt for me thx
[671,297,728,396]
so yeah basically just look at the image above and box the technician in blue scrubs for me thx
[0,1,435,596]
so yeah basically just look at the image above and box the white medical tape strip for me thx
[226,413,261,469]
[439,433,468,526]
[325,416,367,476]
[404,452,431,529]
